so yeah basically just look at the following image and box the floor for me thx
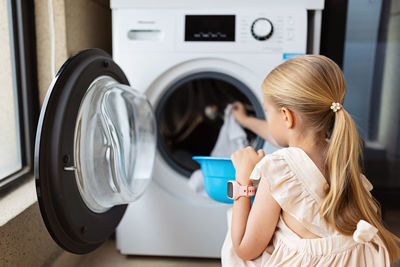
[51,240,221,267]
[51,209,400,267]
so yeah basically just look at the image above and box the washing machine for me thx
[34,0,323,258]
[111,0,324,258]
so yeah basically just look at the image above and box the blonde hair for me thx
[262,55,400,263]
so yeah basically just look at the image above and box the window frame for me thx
[0,0,39,191]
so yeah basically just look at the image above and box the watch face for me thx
[227,181,234,199]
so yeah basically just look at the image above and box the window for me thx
[0,0,39,190]
[321,0,400,212]
[0,0,22,180]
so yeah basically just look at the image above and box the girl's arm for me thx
[241,117,281,148]
[231,102,281,148]
[231,175,281,260]
[230,147,281,261]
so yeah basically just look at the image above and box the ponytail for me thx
[322,108,400,263]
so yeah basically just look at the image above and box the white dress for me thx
[221,147,390,267]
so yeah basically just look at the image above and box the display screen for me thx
[185,15,235,42]
[227,182,233,198]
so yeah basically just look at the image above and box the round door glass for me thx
[74,76,156,212]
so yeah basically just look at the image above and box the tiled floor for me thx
[52,240,221,267]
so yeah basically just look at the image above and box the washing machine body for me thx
[111,0,323,257]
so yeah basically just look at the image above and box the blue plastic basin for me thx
[192,156,235,204]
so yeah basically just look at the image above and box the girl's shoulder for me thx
[249,147,296,185]
[256,146,308,161]
[255,146,374,193]
[250,146,329,204]
[251,146,314,176]
[251,147,292,166]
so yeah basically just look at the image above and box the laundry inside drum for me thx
[156,73,265,178]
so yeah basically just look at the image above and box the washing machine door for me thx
[35,49,157,254]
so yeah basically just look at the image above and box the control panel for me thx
[180,10,306,53]
[113,8,307,53]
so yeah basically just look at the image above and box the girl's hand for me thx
[231,101,248,126]
[231,147,265,185]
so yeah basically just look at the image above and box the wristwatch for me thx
[227,180,256,200]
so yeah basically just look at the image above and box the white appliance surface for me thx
[112,0,322,257]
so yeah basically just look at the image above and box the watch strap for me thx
[238,184,255,198]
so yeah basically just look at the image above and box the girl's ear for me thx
[280,107,294,129]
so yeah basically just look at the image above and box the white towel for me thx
[188,104,249,195]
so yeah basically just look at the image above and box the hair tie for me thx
[330,102,342,113]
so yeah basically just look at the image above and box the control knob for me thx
[251,18,273,41]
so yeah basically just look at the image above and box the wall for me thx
[35,0,111,105]
[0,0,112,266]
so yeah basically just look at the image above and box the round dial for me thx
[251,18,273,41]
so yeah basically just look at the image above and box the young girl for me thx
[222,55,400,266]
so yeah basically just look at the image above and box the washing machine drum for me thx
[35,49,156,254]
[156,72,265,177]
